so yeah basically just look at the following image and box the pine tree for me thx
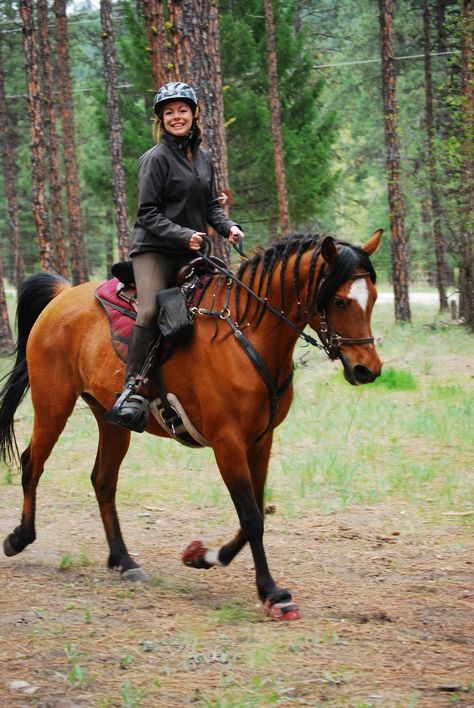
[37,0,68,278]
[100,0,130,260]
[54,0,88,284]
[0,41,24,289]
[264,0,290,239]
[459,0,474,328]
[378,0,411,323]
[19,0,54,272]
[423,0,447,311]
[168,0,232,261]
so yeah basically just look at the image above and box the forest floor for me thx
[1,488,473,707]
[1,300,473,707]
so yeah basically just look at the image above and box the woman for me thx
[107,81,244,432]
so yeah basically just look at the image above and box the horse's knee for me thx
[240,512,264,543]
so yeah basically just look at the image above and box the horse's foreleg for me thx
[4,401,76,557]
[211,436,299,619]
[183,436,272,569]
[87,399,147,581]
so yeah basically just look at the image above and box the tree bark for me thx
[459,0,474,328]
[142,0,173,89]
[19,0,54,272]
[378,0,411,322]
[264,0,290,240]
[423,0,447,311]
[37,0,68,278]
[54,0,88,284]
[168,0,232,262]
[100,0,130,261]
[0,42,25,290]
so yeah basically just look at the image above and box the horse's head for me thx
[310,229,383,386]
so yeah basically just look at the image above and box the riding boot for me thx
[106,324,158,432]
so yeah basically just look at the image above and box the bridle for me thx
[189,245,376,439]
[316,270,375,360]
[195,249,375,362]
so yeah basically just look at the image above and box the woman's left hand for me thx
[228,225,245,245]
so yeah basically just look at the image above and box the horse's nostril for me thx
[353,365,377,384]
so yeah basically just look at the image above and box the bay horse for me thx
[0,230,382,620]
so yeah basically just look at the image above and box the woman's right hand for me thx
[189,232,206,250]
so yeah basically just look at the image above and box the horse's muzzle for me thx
[343,361,382,386]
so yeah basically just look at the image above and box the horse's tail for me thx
[0,272,69,466]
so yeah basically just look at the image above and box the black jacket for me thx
[130,133,236,257]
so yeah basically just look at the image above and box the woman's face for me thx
[162,100,194,137]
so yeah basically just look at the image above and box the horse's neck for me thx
[234,252,318,363]
[248,250,320,328]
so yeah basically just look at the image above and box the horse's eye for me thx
[334,297,346,310]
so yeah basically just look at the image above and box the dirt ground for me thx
[1,481,473,708]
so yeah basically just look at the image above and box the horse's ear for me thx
[321,236,338,265]
[362,229,383,256]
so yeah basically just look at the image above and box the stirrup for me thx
[105,384,150,433]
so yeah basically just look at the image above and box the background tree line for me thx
[0,0,473,339]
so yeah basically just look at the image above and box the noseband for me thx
[317,271,375,361]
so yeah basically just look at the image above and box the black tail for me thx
[0,272,69,466]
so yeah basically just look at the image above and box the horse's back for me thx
[27,281,120,406]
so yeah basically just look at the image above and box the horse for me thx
[0,230,382,621]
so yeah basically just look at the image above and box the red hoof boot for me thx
[263,599,301,620]
[263,589,301,621]
[182,539,212,569]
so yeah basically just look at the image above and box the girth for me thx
[191,280,293,441]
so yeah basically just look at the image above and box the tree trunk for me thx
[0,256,13,356]
[54,0,88,284]
[459,0,474,328]
[423,0,447,311]
[19,0,54,272]
[37,0,68,278]
[0,42,25,290]
[378,0,411,323]
[168,0,232,262]
[264,0,290,240]
[100,0,130,261]
[142,0,173,89]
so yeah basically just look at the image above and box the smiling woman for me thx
[106,81,245,432]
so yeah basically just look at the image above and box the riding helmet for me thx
[154,82,198,115]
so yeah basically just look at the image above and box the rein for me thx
[188,245,374,439]
[195,250,374,359]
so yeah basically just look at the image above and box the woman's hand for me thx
[228,225,245,246]
[189,232,206,250]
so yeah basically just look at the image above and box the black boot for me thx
[106,325,158,432]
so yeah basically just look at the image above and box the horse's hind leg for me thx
[86,397,147,582]
[4,394,77,557]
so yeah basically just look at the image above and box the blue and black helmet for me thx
[154,82,198,115]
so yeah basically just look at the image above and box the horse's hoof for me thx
[121,567,148,583]
[182,539,213,569]
[263,599,301,621]
[3,535,19,557]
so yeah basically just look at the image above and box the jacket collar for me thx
[162,131,201,154]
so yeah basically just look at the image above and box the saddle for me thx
[95,255,226,448]
[95,255,225,363]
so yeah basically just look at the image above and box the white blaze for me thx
[348,278,369,312]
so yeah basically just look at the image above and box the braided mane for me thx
[233,233,376,325]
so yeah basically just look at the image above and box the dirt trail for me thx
[1,483,473,707]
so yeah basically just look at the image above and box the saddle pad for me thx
[95,277,136,363]
[94,274,213,364]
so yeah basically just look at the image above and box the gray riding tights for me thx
[132,252,181,328]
